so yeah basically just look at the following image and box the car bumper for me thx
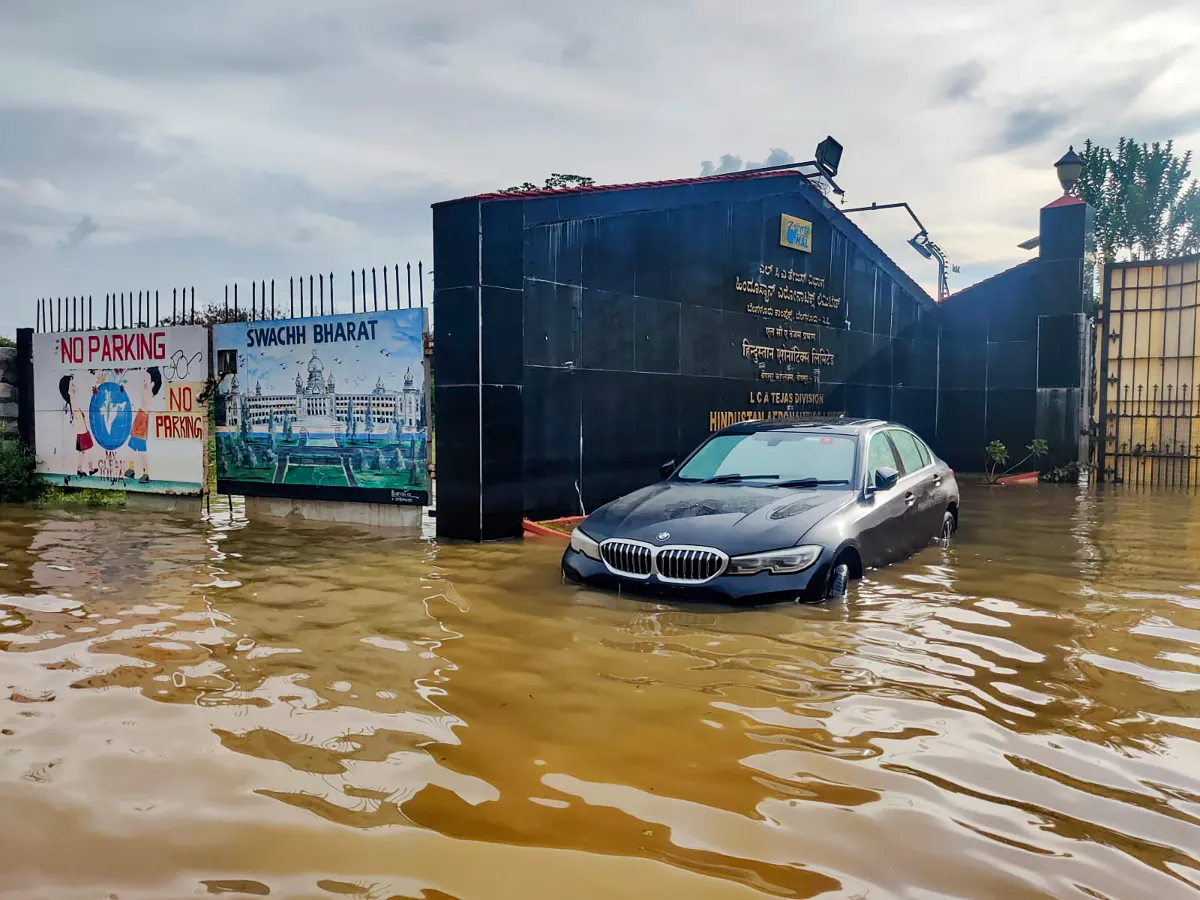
[561,547,835,604]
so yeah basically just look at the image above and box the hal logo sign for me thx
[780,214,813,253]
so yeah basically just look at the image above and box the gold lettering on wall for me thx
[736,275,842,311]
[759,372,813,383]
[741,339,836,368]
[763,326,817,342]
[746,391,825,405]
[741,339,776,362]
[758,264,825,288]
[728,261,844,415]
[709,408,843,432]
[745,302,830,325]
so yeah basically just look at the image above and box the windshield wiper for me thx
[774,478,851,488]
[700,473,779,484]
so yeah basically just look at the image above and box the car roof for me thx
[713,416,892,438]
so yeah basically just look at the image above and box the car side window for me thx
[914,435,932,468]
[867,433,899,481]
[889,430,926,475]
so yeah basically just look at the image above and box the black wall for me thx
[935,197,1094,471]
[433,172,938,541]
[432,176,1093,541]
[15,328,34,450]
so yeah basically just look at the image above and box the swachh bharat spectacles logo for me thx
[89,381,134,452]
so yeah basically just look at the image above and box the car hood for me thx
[581,482,855,556]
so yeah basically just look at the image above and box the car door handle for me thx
[931,475,942,487]
[904,492,916,506]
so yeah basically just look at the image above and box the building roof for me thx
[941,258,1038,304]
[432,168,801,206]
[1042,194,1085,210]
[433,167,936,307]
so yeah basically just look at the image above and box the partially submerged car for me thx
[562,417,959,603]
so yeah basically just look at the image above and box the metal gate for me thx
[1096,255,1200,487]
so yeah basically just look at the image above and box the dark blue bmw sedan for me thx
[562,417,959,604]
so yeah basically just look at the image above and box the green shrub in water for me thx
[0,440,41,503]
[35,486,124,508]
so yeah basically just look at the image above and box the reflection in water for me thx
[3,485,1200,898]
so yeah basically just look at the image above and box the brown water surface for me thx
[3,485,1200,899]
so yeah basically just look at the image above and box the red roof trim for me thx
[941,258,1038,302]
[1042,194,1084,209]
[433,168,802,206]
[431,166,937,307]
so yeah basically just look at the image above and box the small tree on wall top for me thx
[158,304,250,327]
[500,174,595,194]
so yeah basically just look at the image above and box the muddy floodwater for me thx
[3,486,1200,899]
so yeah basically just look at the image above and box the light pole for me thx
[841,201,955,302]
[908,232,951,303]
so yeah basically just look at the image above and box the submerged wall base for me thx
[126,492,204,516]
[245,496,422,532]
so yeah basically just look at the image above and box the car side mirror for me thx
[872,467,900,493]
[659,460,677,479]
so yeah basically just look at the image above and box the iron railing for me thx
[33,262,429,332]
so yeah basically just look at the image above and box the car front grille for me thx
[600,539,654,578]
[656,548,725,583]
[598,540,727,584]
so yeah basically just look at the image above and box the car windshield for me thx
[675,431,856,484]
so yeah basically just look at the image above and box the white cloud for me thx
[0,0,1198,333]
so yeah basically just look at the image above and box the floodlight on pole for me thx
[704,135,846,197]
[815,136,843,178]
[843,202,952,301]
[908,233,934,260]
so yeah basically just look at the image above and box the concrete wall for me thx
[936,197,1095,472]
[0,346,17,440]
[432,170,939,541]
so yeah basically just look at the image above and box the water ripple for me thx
[2,487,1200,897]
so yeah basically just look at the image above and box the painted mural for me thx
[32,327,210,494]
[212,309,429,505]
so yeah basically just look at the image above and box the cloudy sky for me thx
[1,0,1198,336]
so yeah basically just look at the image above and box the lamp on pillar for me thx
[1055,146,1084,196]
[1019,146,1089,250]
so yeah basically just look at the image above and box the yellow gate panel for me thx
[1098,255,1200,487]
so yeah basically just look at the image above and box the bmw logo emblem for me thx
[656,532,670,542]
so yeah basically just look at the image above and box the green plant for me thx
[0,335,15,348]
[1041,462,1081,484]
[0,440,41,503]
[985,438,1050,484]
[1077,138,1200,261]
[985,441,1008,483]
[1027,438,1050,462]
[500,173,595,193]
[35,486,125,508]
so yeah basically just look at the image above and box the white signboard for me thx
[33,327,210,494]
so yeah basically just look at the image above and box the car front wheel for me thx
[824,556,851,601]
[940,510,957,543]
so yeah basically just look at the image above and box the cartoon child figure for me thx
[58,374,96,480]
[125,366,162,485]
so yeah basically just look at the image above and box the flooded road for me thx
[2,485,1200,899]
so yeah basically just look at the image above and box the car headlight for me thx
[569,527,602,560]
[727,545,823,576]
